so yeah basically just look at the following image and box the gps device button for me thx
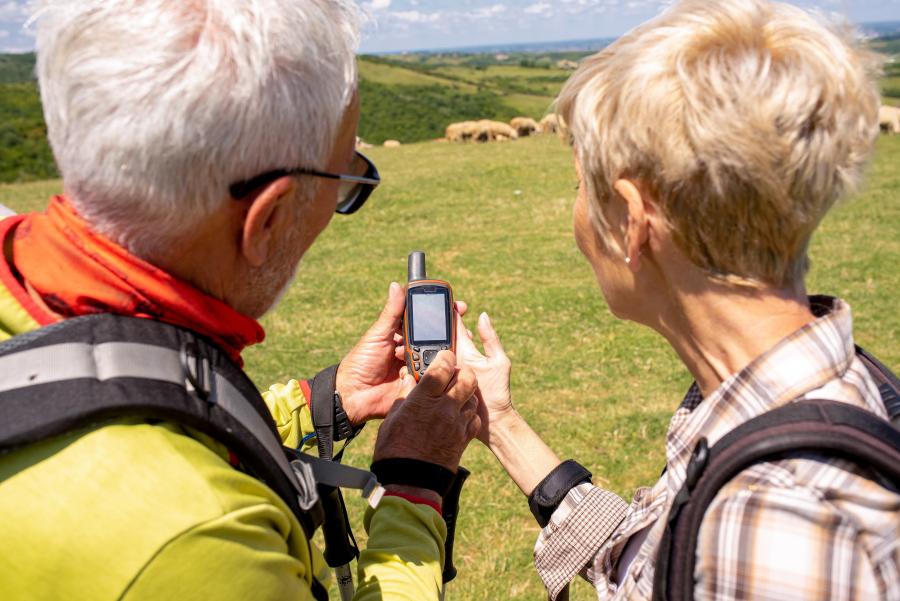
[422,350,438,365]
[412,352,420,361]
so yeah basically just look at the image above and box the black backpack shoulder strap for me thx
[0,314,325,538]
[857,345,900,426]
[652,399,900,601]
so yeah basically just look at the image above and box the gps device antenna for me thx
[408,251,427,282]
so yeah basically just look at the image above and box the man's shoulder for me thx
[0,420,300,600]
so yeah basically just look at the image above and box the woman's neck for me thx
[654,280,815,398]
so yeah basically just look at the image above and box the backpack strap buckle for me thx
[180,340,212,401]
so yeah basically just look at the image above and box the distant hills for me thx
[375,37,615,57]
[2,25,900,184]
[862,21,900,37]
[0,53,36,84]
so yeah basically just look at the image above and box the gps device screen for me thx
[411,292,450,343]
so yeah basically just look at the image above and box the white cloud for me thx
[392,10,441,24]
[0,1,27,21]
[471,3,507,19]
[524,2,553,16]
[0,29,8,39]
[366,0,391,11]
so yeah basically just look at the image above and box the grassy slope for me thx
[356,57,561,144]
[2,134,898,600]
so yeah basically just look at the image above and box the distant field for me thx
[3,134,898,600]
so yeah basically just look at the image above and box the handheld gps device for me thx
[403,251,456,382]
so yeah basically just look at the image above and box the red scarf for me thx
[2,196,264,364]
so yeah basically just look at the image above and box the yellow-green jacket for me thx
[0,280,447,599]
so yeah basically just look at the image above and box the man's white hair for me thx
[34,0,360,258]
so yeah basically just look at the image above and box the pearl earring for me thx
[625,256,632,264]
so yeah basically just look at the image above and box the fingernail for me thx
[480,312,490,325]
[389,282,399,296]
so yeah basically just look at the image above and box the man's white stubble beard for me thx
[264,259,302,315]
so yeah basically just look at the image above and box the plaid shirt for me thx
[534,297,900,600]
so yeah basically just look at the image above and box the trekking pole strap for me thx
[312,365,339,461]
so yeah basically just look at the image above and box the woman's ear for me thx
[613,179,651,272]
[241,176,296,267]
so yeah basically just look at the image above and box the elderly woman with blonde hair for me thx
[458,0,898,599]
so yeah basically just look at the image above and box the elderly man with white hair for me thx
[0,2,482,600]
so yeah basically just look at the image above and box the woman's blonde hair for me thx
[558,0,882,288]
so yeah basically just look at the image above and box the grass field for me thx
[1,134,899,600]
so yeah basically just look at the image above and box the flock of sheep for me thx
[881,105,900,135]
[363,106,898,150]
[441,105,900,143]
[444,114,563,143]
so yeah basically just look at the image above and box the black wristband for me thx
[311,365,339,460]
[333,392,363,441]
[528,460,593,528]
[370,458,456,497]
[310,364,365,458]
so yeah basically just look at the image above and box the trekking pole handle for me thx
[441,466,471,584]
[335,564,354,601]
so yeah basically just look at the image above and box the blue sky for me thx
[1,0,899,54]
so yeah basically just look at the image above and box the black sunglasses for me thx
[229,151,380,215]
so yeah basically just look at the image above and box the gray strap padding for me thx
[0,341,382,510]
[0,342,187,393]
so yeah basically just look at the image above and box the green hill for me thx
[0,81,56,183]
[357,55,560,144]
[0,53,563,182]
[2,35,900,183]
[0,53,36,84]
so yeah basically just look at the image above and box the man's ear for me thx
[241,176,296,267]
[612,179,652,272]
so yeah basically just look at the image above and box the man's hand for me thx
[335,281,467,426]
[373,351,481,472]
[335,282,406,426]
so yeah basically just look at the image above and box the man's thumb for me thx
[414,351,456,398]
[372,282,405,335]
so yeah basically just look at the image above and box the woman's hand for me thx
[455,310,515,444]
[455,310,563,495]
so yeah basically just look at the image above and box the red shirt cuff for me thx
[384,492,442,514]
[299,379,312,410]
